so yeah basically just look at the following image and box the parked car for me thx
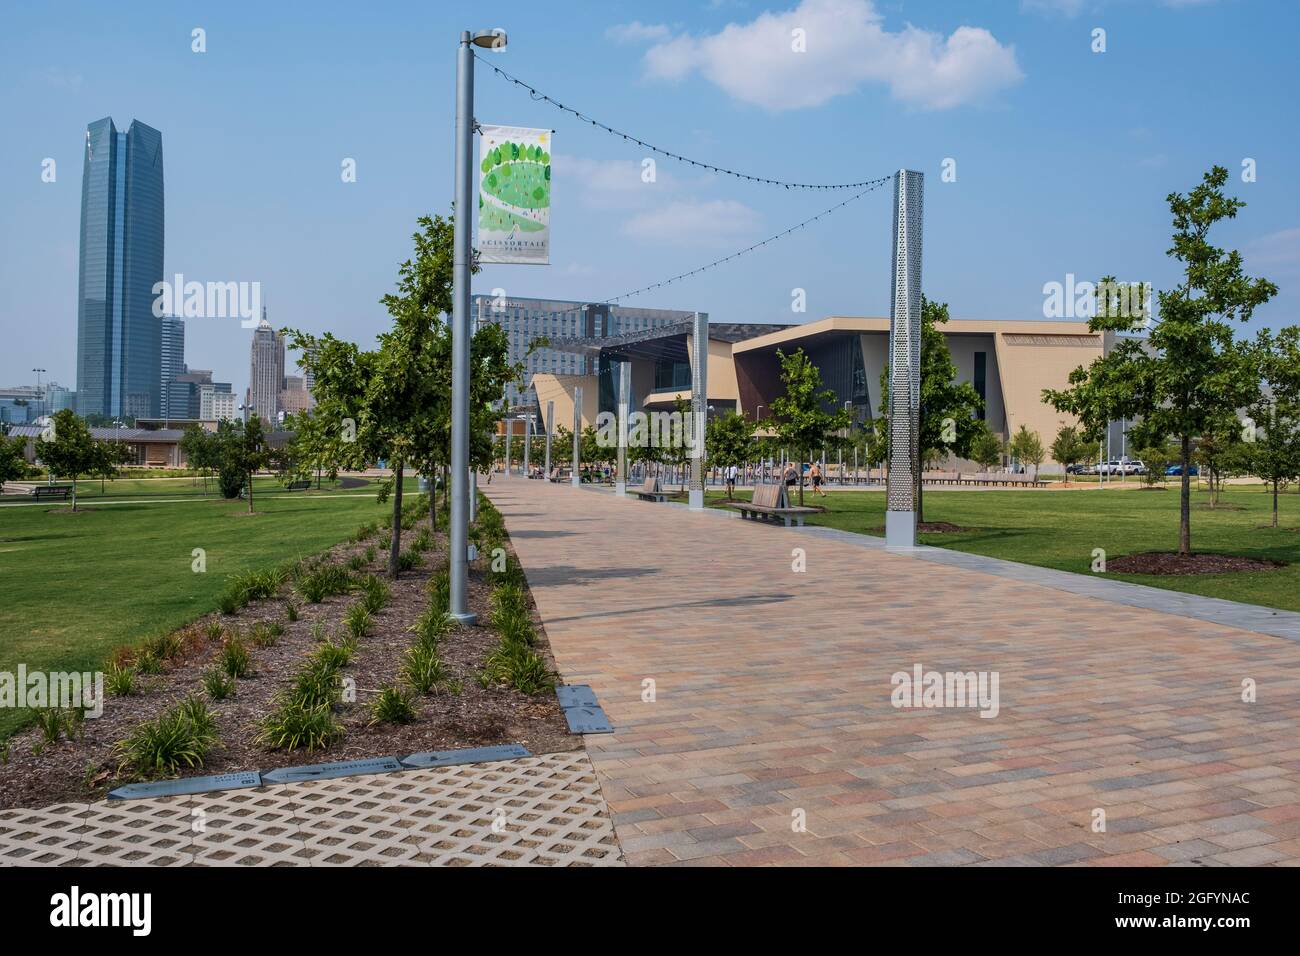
[1065,463,1088,475]
[1165,463,1200,476]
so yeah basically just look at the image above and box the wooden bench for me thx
[32,485,73,501]
[284,479,312,491]
[730,482,818,527]
[634,476,669,502]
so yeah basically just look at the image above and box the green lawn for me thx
[708,484,1300,612]
[1,474,372,501]
[0,480,413,739]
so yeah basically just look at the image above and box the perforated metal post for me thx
[523,414,531,476]
[504,418,512,478]
[571,385,582,488]
[544,400,554,476]
[688,311,709,511]
[886,169,924,548]
[616,361,630,497]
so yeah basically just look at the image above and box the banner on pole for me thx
[478,125,551,265]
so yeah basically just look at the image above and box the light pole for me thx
[450,27,506,625]
[32,368,46,421]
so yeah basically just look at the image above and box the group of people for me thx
[720,461,828,498]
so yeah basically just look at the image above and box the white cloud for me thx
[605,21,674,44]
[641,0,1023,111]
[550,154,684,210]
[621,199,762,245]
[1244,227,1300,274]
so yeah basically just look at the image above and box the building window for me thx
[974,351,987,420]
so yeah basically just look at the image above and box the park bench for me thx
[730,482,818,528]
[634,476,669,503]
[32,485,73,501]
[284,479,311,491]
[923,471,960,485]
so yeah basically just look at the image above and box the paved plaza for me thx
[489,479,1300,867]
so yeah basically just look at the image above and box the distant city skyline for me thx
[5,1,1298,398]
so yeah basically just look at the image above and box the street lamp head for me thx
[471,29,507,50]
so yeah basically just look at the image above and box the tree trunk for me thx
[247,470,254,514]
[71,477,78,513]
[389,462,404,578]
[1273,481,1280,528]
[1179,435,1191,555]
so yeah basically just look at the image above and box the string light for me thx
[476,54,886,191]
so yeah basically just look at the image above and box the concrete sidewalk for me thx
[489,478,1300,867]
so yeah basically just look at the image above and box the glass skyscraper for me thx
[76,117,164,419]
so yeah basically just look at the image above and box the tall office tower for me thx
[159,315,186,418]
[300,344,318,399]
[471,295,695,409]
[248,309,285,422]
[76,117,164,419]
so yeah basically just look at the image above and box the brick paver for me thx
[489,480,1300,867]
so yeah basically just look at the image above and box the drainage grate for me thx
[261,756,403,784]
[107,771,262,802]
[556,685,614,734]
[400,744,531,769]
[556,684,600,709]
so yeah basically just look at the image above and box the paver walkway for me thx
[489,480,1300,866]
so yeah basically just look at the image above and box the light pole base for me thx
[450,611,478,626]
[688,489,704,511]
[615,481,627,497]
[571,476,581,488]
[885,510,917,548]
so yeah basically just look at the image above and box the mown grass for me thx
[708,483,1300,612]
[0,482,418,740]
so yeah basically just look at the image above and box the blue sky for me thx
[2,0,1297,397]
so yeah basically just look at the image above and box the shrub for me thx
[219,637,251,679]
[143,632,183,661]
[309,621,328,643]
[257,700,343,752]
[204,621,225,642]
[369,686,417,726]
[298,564,352,603]
[291,659,343,708]
[397,548,422,572]
[286,602,299,622]
[492,605,536,646]
[410,527,431,553]
[358,574,390,614]
[378,533,392,552]
[135,651,162,675]
[249,622,281,647]
[484,641,554,696]
[401,642,449,694]
[343,604,372,640]
[114,697,219,776]
[429,566,451,614]
[217,590,241,616]
[34,708,66,746]
[104,663,137,697]
[364,545,377,563]
[410,607,452,647]
[347,553,366,572]
[202,669,235,701]
[310,640,354,674]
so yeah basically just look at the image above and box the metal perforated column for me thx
[886,169,924,547]
[544,400,554,476]
[616,361,630,497]
[571,386,582,488]
[688,311,709,510]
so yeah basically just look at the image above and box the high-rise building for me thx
[249,309,285,422]
[278,375,313,420]
[76,117,164,419]
[159,316,186,418]
[471,295,696,409]
[199,383,237,422]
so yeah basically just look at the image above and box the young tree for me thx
[218,416,271,514]
[1008,425,1045,478]
[0,433,30,487]
[34,410,97,511]
[969,421,1004,472]
[1050,424,1088,483]
[877,297,985,519]
[180,425,222,495]
[1246,327,1300,527]
[770,348,850,506]
[1137,443,1174,488]
[90,438,132,493]
[1045,167,1277,554]
[706,411,757,499]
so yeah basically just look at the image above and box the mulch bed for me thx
[0,504,576,811]
[1107,551,1287,576]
